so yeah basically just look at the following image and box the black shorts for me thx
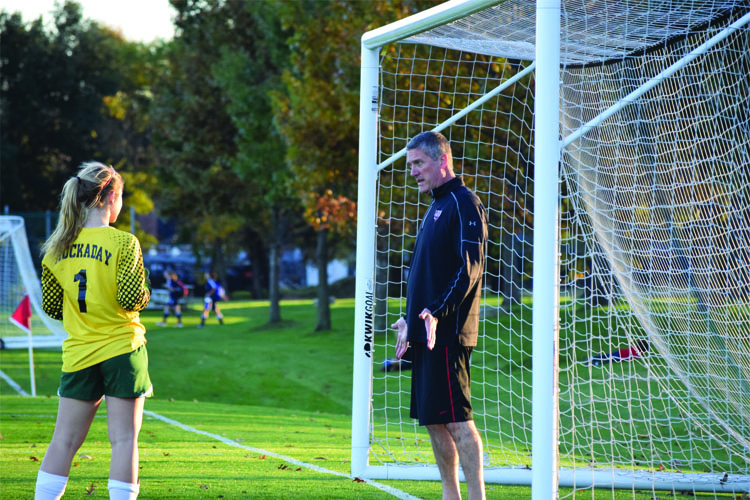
[410,337,473,426]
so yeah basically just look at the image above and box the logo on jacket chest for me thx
[433,209,443,222]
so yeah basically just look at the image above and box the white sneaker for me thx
[156,322,166,326]
[176,323,183,328]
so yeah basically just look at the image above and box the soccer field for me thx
[0,298,541,499]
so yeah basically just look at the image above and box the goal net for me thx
[352,0,750,496]
[0,216,67,349]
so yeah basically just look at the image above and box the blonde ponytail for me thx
[41,162,123,260]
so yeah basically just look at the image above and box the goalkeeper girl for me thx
[35,162,151,500]
[198,271,226,328]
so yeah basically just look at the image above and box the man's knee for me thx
[445,421,480,446]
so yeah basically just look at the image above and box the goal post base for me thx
[359,465,750,493]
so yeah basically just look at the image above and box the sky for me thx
[2,0,176,43]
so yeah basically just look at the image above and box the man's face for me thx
[407,148,447,194]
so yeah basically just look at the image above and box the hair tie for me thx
[101,166,115,191]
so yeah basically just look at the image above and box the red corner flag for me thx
[10,295,32,334]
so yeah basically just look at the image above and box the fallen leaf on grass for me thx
[278,464,288,470]
[162,452,170,456]
[30,456,39,462]
[314,456,326,460]
[79,454,92,460]
[85,483,96,495]
[200,484,209,490]
[353,477,366,483]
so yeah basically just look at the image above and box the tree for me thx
[0,1,160,247]
[150,0,246,287]
[272,0,443,330]
[211,1,301,323]
[1,2,124,210]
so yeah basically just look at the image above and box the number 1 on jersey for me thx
[74,269,88,313]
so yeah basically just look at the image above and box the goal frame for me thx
[0,215,67,350]
[351,0,750,497]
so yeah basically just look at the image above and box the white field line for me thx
[146,410,420,500]
[0,368,30,396]
[1,368,417,499]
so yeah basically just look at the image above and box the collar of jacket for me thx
[430,176,464,199]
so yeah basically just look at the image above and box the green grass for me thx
[0,298,740,499]
[2,298,534,499]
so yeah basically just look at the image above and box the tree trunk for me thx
[268,243,281,323]
[212,239,227,295]
[500,233,522,312]
[248,234,265,300]
[315,227,331,331]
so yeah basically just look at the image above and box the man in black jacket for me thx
[393,131,488,500]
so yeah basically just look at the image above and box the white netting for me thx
[360,0,750,495]
[0,216,67,349]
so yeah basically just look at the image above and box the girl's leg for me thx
[105,396,145,484]
[199,300,211,327]
[157,306,168,326]
[40,397,102,476]
[215,304,224,325]
[36,397,101,499]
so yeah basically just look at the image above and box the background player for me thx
[156,270,185,327]
[198,271,226,328]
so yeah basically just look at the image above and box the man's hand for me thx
[420,309,437,350]
[392,317,409,359]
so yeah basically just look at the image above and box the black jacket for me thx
[405,177,488,347]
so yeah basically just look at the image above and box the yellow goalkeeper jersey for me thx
[41,227,151,372]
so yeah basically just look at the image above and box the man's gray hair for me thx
[406,131,452,163]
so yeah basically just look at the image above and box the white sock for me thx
[35,470,68,500]
[108,479,139,500]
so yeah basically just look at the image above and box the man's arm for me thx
[427,194,487,320]
[420,309,437,350]
[392,317,410,358]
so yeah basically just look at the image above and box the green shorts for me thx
[59,345,153,400]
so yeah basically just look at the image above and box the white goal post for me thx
[0,216,67,349]
[352,0,750,498]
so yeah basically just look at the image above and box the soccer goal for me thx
[0,216,67,349]
[352,0,750,498]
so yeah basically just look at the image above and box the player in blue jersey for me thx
[156,270,185,327]
[198,271,226,328]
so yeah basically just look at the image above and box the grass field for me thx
[2,296,735,499]
[1,297,540,499]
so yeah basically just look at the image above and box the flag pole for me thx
[27,321,36,397]
[10,295,36,397]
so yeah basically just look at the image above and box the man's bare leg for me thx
[426,424,462,500]
[446,420,485,500]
